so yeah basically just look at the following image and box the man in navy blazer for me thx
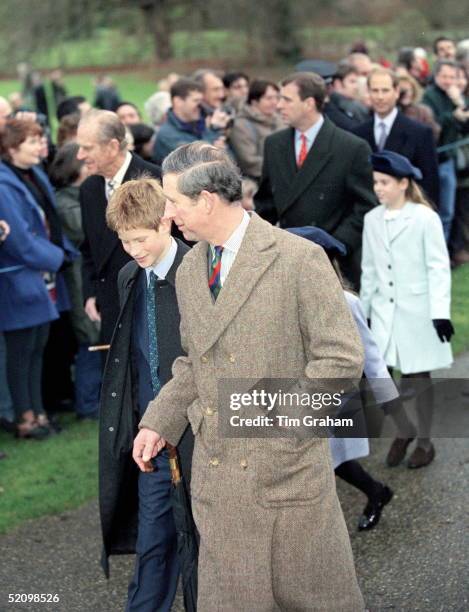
[353,67,440,206]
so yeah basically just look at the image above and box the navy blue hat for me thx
[371,150,422,180]
[294,60,337,84]
[287,226,347,258]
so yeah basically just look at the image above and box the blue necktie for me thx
[146,271,161,395]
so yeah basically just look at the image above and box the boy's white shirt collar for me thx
[145,237,177,284]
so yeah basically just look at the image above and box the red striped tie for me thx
[208,246,224,300]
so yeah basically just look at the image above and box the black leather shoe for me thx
[358,485,393,531]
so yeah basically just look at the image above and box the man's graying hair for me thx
[162,142,243,203]
[80,109,127,151]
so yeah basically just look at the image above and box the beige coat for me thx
[140,213,365,611]
[229,105,284,179]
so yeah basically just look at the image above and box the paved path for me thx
[1,358,468,611]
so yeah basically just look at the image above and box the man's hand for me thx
[133,428,166,472]
[210,108,232,130]
[85,297,101,322]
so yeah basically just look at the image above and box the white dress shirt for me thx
[105,151,132,200]
[209,209,251,286]
[294,115,324,160]
[373,107,398,148]
[145,237,177,286]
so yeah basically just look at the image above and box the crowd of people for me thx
[0,34,468,610]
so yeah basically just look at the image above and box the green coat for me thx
[55,186,100,345]
[422,84,464,161]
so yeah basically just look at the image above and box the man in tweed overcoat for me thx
[133,142,365,611]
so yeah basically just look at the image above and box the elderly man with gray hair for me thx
[133,141,365,611]
[77,109,161,344]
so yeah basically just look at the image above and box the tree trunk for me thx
[140,0,173,62]
[270,0,301,63]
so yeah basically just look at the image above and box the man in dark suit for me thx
[354,67,440,206]
[100,178,193,611]
[255,71,376,286]
[77,109,161,344]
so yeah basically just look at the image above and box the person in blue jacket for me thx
[0,118,71,439]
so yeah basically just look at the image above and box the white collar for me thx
[107,151,132,188]
[295,115,324,144]
[222,209,250,255]
[210,209,251,256]
[145,237,177,283]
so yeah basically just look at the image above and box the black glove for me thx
[432,319,455,343]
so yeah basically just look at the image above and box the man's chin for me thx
[135,257,150,267]
[180,227,198,241]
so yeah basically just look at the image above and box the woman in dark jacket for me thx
[0,119,70,438]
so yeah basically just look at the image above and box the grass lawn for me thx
[0,414,98,534]
[451,264,469,355]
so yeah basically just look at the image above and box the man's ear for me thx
[109,138,121,156]
[158,215,172,234]
[199,189,216,212]
[305,96,317,113]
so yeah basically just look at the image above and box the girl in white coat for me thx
[361,150,454,468]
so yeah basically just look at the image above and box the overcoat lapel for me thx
[278,119,335,216]
[187,214,279,356]
[364,122,377,151]
[385,113,408,151]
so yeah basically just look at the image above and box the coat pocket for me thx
[409,282,428,295]
[254,438,330,508]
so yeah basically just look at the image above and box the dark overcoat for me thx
[79,154,161,344]
[353,110,440,206]
[98,239,193,575]
[255,116,377,254]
